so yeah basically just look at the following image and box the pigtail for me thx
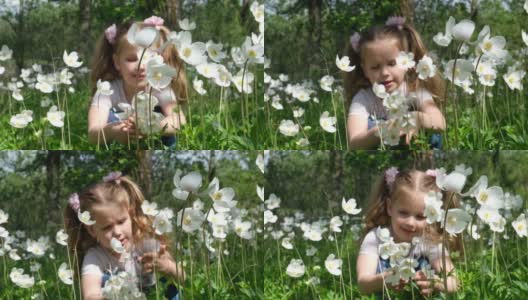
[342,31,371,112]
[118,176,170,250]
[400,24,445,104]
[63,194,97,277]
[156,26,188,104]
[90,22,134,96]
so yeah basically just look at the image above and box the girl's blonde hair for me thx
[362,169,462,253]
[90,21,188,103]
[343,23,445,110]
[63,175,168,274]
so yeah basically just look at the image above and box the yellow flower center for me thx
[212,191,222,201]
[183,215,192,225]
[480,192,488,203]
[183,48,192,57]
[483,42,493,51]
[155,72,163,81]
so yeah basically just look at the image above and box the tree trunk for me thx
[240,0,250,23]
[328,151,343,210]
[307,0,322,74]
[399,0,415,26]
[166,0,181,28]
[136,151,153,198]
[15,0,26,71]
[46,151,61,227]
[79,0,92,61]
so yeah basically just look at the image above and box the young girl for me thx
[88,17,187,148]
[344,17,446,150]
[356,168,459,297]
[64,173,185,300]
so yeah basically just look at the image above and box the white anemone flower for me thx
[0,209,8,224]
[234,219,253,239]
[172,170,202,200]
[214,65,232,87]
[281,237,294,250]
[127,23,159,48]
[55,229,68,246]
[257,185,264,201]
[342,198,361,215]
[479,34,508,59]
[336,55,355,72]
[58,263,73,285]
[416,55,437,80]
[206,40,226,63]
[522,31,528,48]
[319,75,334,92]
[441,208,471,235]
[330,216,343,232]
[525,0,528,13]
[110,238,125,254]
[250,2,264,24]
[96,79,113,96]
[153,213,174,235]
[435,165,472,193]
[279,120,299,136]
[372,83,389,99]
[63,51,83,68]
[10,111,33,128]
[232,69,254,94]
[78,210,96,226]
[319,111,337,133]
[0,45,13,61]
[141,200,159,216]
[176,208,205,233]
[256,154,264,174]
[444,59,474,82]
[175,32,207,66]
[424,191,444,224]
[325,254,342,276]
[264,210,277,225]
[286,259,305,278]
[10,268,35,288]
[432,16,455,47]
[196,62,220,79]
[208,178,237,213]
[193,78,207,95]
[512,213,528,238]
[451,19,475,42]
[503,69,525,91]
[47,105,65,128]
[146,60,177,90]
[36,74,54,93]
[241,37,264,64]
[265,193,281,210]
[395,51,415,71]
[179,18,196,31]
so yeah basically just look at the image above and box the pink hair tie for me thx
[350,32,361,52]
[105,24,117,45]
[385,167,399,187]
[68,193,80,212]
[103,171,122,184]
[386,16,406,30]
[425,169,437,177]
[144,16,164,29]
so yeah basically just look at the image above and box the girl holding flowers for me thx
[344,17,445,149]
[356,168,460,297]
[64,172,185,300]
[88,16,187,147]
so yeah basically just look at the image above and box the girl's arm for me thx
[347,114,382,150]
[159,102,186,135]
[415,101,446,131]
[88,105,137,144]
[81,273,104,300]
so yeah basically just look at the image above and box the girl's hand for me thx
[390,278,407,292]
[413,271,435,297]
[121,116,144,138]
[139,244,175,275]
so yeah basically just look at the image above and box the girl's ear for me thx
[112,54,120,71]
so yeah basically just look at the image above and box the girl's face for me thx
[86,202,133,255]
[361,38,406,94]
[387,191,427,243]
[113,40,147,91]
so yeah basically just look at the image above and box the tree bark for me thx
[166,0,181,28]
[136,151,153,198]
[79,0,92,61]
[307,0,322,74]
[46,151,61,226]
[399,0,415,26]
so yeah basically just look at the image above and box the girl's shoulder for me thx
[352,88,376,103]
[358,228,381,256]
